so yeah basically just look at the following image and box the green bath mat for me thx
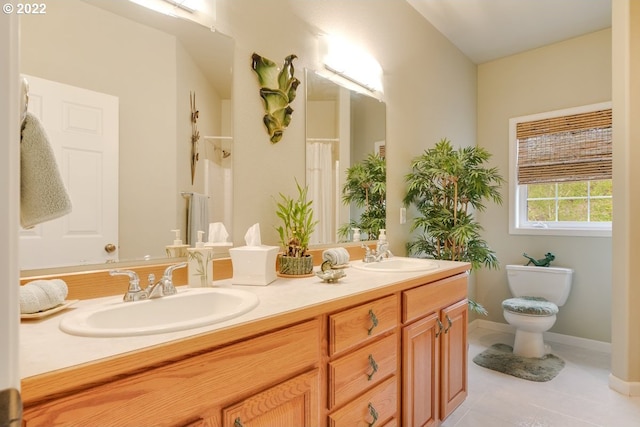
[472,343,565,382]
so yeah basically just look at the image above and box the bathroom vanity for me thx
[20,256,470,427]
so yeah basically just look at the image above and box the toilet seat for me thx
[502,296,558,316]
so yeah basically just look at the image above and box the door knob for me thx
[104,243,117,253]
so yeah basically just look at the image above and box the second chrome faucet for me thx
[110,262,187,302]
[362,229,393,263]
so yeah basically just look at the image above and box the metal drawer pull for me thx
[234,417,244,427]
[367,354,379,381]
[435,318,444,338]
[444,315,453,334]
[367,402,379,427]
[368,309,379,335]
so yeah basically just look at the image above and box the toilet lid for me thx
[502,296,558,316]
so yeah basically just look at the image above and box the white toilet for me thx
[502,264,573,358]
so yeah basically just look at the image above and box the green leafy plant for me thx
[338,153,386,241]
[274,179,318,258]
[251,53,300,143]
[404,138,505,315]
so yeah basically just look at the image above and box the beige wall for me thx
[217,0,477,252]
[476,29,613,342]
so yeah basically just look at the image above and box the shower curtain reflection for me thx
[306,140,335,244]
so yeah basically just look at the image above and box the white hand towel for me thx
[322,247,350,266]
[20,279,68,314]
[20,112,72,229]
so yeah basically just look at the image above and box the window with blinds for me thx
[509,102,612,237]
[516,108,612,184]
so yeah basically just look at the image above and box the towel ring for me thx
[20,76,29,128]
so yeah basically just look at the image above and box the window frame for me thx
[509,102,612,237]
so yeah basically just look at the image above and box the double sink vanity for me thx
[20,248,470,427]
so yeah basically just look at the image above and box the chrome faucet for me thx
[110,269,146,301]
[146,262,187,298]
[110,262,187,302]
[362,242,393,263]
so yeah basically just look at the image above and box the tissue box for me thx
[229,245,279,286]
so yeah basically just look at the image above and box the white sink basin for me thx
[59,288,259,337]
[352,257,439,272]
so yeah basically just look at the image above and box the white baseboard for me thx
[609,374,640,396]
[469,319,612,353]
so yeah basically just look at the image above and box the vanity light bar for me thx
[324,64,379,93]
[321,34,383,94]
[129,0,202,16]
[161,0,202,13]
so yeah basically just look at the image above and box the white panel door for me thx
[20,75,119,269]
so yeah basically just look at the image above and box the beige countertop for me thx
[20,259,469,382]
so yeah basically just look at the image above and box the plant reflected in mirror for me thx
[338,153,386,241]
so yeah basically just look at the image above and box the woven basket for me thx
[278,254,314,276]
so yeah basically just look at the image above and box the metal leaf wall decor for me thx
[190,91,200,185]
[251,53,300,143]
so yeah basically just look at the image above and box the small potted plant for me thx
[274,179,318,276]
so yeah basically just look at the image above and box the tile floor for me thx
[442,327,640,427]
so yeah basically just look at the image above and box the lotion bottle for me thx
[166,229,189,258]
[187,230,214,287]
[376,229,387,252]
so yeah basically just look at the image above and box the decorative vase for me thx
[278,254,313,276]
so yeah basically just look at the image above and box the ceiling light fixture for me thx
[321,35,383,95]
[128,0,202,16]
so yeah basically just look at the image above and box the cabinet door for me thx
[402,313,440,427]
[439,299,468,420]
[222,369,320,427]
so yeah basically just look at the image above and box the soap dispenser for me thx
[166,229,189,258]
[376,229,387,252]
[187,230,214,287]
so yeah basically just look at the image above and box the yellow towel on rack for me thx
[20,112,72,229]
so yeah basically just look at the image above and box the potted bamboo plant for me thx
[274,179,318,276]
[403,138,504,315]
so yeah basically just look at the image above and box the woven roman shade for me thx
[516,108,612,184]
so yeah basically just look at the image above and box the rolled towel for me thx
[19,279,68,314]
[322,247,350,266]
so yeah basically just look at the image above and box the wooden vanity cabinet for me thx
[22,266,471,427]
[22,320,322,427]
[401,273,468,427]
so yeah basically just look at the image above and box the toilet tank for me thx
[506,265,573,306]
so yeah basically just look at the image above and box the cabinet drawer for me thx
[402,273,467,323]
[329,333,397,409]
[329,295,398,356]
[328,376,397,427]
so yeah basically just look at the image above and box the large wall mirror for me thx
[19,0,233,271]
[305,70,386,245]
